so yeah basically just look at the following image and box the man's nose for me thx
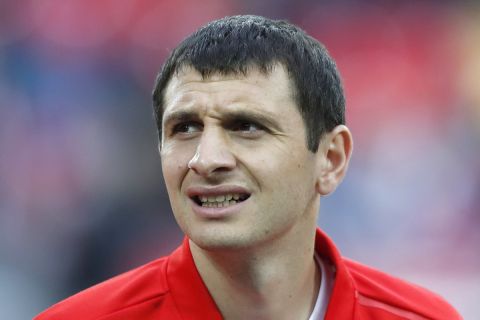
[187,129,236,177]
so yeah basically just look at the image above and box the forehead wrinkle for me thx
[166,64,293,101]
[163,84,261,121]
[163,65,298,128]
[165,81,291,113]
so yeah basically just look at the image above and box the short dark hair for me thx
[152,15,345,152]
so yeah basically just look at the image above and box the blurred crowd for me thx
[0,0,479,318]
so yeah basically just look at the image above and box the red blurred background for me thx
[0,1,478,318]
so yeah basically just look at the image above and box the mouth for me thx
[191,193,251,208]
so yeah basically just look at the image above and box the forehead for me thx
[162,64,296,118]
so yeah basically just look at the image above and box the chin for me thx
[189,230,256,252]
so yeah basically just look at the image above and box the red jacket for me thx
[35,229,462,319]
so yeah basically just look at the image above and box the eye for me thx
[231,121,263,132]
[171,121,202,136]
[229,120,266,138]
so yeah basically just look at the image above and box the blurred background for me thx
[0,0,479,318]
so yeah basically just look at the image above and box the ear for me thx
[316,125,353,195]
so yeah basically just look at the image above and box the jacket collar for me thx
[166,238,223,319]
[167,228,356,319]
[315,228,357,319]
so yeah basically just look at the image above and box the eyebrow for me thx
[163,109,283,132]
[163,110,199,129]
[222,110,283,132]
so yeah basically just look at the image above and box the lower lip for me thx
[190,198,248,219]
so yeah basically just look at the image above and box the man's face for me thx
[160,65,321,250]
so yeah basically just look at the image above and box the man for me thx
[35,15,461,319]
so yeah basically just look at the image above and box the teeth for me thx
[199,193,243,203]
[201,199,238,208]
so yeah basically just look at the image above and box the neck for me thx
[190,217,320,320]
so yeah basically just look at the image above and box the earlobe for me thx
[316,125,353,195]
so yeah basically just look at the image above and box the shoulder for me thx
[34,256,174,320]
[343,258,462,319]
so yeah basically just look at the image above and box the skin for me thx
[160,64,352,319]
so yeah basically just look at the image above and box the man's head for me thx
[153,15,345,152]
[155,15,352,251]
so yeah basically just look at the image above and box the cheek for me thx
[253,151,316,198]
[161,146,194,189]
